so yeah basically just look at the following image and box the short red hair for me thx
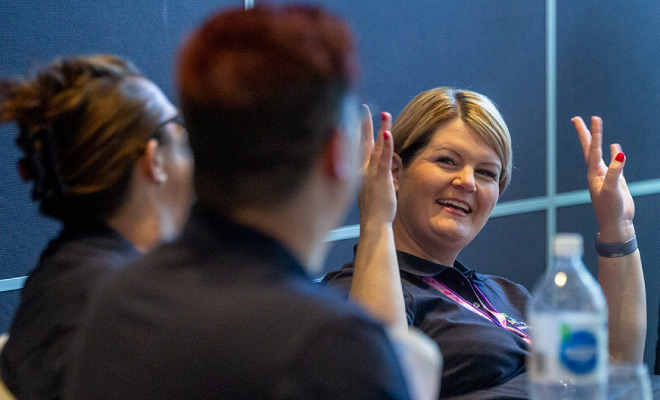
[177,5,359,210]
[178,5,358,108]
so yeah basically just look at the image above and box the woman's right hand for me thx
[352,105,407,329]
[358,105,396,227]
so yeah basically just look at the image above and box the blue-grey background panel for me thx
[556,0,660,193]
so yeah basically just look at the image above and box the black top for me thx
[0,222,141,400]
[324,250,532,400]
[67,205,411,400]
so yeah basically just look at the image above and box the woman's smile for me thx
[436,198,472,215]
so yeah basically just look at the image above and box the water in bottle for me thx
[527,233,608,399]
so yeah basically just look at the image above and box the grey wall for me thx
[2,0,660,368]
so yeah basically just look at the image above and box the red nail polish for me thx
[383,131,390,140]
[381,112,387,121]
[615,152,625,162]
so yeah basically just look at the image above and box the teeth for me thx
[437,199,471,213]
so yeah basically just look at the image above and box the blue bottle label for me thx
[528,313,607,384]
[560,327,597,374]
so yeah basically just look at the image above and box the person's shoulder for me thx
[280,274,370,320]
[35,223,139,276]
[280,289,411,400]
[480,273,531,296]
[19,228,138,307]
[474,273,531,315]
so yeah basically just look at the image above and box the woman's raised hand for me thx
[352,105,407,329]
[358,105,396,226]
[572,116,635,243]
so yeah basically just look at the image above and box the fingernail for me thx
[383,131,390,140]
[615,152,625,162]
[381,112,387,121]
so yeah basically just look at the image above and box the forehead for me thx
[424,119,500,163]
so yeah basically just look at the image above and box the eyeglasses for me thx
[138,113,186,154]
[149,113,186,144]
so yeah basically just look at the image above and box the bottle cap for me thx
[553,233,584,257]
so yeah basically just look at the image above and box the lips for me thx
[436,199,472,214]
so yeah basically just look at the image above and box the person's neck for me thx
[105,209,159,254]
[105,185,163,254]
[230,199,327,275]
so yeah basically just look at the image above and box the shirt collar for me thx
[396,250,486,282]
[188,204,309,279]
[60,220,141,256]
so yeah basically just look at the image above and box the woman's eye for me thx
[436,157,455,165]
[476,169,497,179]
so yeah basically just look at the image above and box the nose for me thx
[452,167,476,193]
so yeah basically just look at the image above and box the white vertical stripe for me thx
[545,0,558,269]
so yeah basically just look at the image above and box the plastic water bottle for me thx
[527,233,608,399]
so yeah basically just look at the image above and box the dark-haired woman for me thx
[0,55,194,399]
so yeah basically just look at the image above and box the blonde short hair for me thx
[391,87,512,194]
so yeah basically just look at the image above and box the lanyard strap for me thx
[420,276,531,344]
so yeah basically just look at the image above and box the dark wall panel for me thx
[557,0,660,192]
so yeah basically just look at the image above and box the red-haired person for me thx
[67,6,413,400]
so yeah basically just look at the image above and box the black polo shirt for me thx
[324,250,532,399]
[0,222,141,400]
[67,205,411,400]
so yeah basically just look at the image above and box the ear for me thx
[140,138,168,184]
[392,152,403,193]
[322,129,349,181]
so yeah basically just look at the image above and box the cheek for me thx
[479,187,500,212]
[167,151,194,189]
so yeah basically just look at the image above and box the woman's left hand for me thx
[572,116,635,243]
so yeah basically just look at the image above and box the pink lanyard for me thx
[420,276,531,344]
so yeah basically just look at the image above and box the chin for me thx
[431,226,475,247]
